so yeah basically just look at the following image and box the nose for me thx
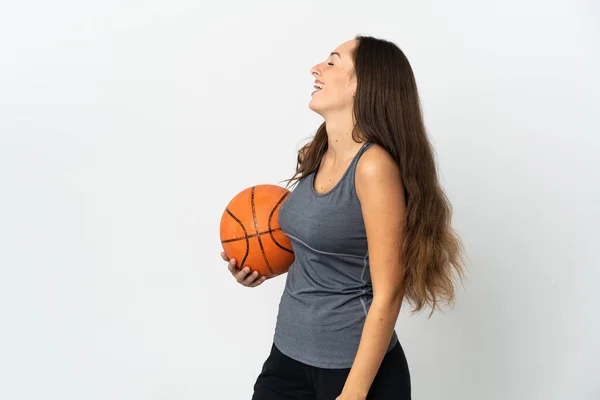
[310,63,321,77]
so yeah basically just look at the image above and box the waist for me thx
[274,292,369,368]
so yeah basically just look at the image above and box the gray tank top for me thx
[274,141,399,369]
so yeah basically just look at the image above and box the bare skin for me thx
[221,251,267,287]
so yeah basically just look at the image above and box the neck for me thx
[323,109,363,159]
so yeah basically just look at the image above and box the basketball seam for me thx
[221,228,283,244]
[225,208,250,268]
[251,186,274,275]
[268,192,294,254]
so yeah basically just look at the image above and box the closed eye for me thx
[328,63,334,66]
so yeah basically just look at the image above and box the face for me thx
[309,40,358,117]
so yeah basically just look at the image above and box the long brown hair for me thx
[285,35,466,316]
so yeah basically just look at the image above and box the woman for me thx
[220,35,465,400]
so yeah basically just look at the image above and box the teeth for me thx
[313,84,323,90]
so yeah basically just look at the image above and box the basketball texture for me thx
[220,184,294,278]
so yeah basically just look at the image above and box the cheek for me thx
[330,78,353,97]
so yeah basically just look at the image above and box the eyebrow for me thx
[330,52,342,59]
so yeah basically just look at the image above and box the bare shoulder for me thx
[355,143,401,185]
[355,142,406,212]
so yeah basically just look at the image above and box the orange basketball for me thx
[220,184,294,278]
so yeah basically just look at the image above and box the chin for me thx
[308,99,326,115]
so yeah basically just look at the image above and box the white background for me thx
[1,0,598,399]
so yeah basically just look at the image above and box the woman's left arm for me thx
[337,145,407,400]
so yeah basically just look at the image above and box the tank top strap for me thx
[345,141,374,195]
[353,142,374,165]
[348,141,374,171]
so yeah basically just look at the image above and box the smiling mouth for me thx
[312,82,324,94]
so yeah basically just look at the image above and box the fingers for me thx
[248,274,268,287]
[235,267,262,286]
[226,257,238,275]
[222,252,267,287]
[220,251,229,262]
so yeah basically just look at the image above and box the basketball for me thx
[220,184,295,278]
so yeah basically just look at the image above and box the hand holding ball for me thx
[220,184,295,279]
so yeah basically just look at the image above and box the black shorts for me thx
[252,342,411,400]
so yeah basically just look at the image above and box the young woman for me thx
[221,35,465,400]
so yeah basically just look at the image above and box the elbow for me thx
[372,290,404,311]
